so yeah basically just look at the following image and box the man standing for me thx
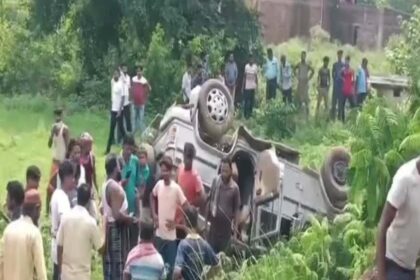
[331,50,344,120]
[339,55,355,122]
[176,143,206,239]
[263,48,279,100]
[356,58,369,106]
[181,64,192,103]
[150,156,189,280]
[5,181,24,221]
[0,189,47,280]
[174,207,219,280]
[120,63,132,133]
[132,66,151,135]
[121,135,143,249]
[80,132,98,219]
[106,69,126,154]
[201,52,210,82]
[48,108,70,163]
[206,157,241,253]
[242,54,258,119]
[102,154,136,280]
[192,64,205,89]
[47,108,69,214]
[50,160,75,280]
[376,157,420,280]
[316,56,331,117]
[57,184,102,280]
[224,53,238,102]
[137,148,152,224]
[294,51,314,116]
[123,223,165,280]
[26,165,41,191]
[279,55,293,104]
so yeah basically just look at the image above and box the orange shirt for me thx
[176,165,204,223]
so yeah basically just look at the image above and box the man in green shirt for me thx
[121,135,142,249]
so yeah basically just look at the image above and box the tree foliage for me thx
[1,0,261,111]
[348,97,420,223]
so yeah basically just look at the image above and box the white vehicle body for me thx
[148,103,348,245]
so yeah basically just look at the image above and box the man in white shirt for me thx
[376,157,420,280]
[120,64,132,133]
[181,65,192,103]
[57,184,102,280]
[242,54,258,119]
[106,69,126,154]
[51,160,76,280]
[280,55,293,104]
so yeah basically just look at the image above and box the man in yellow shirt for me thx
[0,189,47,280]
[57,184,103,280]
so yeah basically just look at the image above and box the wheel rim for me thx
[332,160,348,186]
[206,88,229,123]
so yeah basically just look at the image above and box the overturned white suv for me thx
[146,79,350,246]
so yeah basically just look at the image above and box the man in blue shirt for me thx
[174,207,219,280]
[330,50,344,120]
[263,48,279,100]
[356,58,369,106]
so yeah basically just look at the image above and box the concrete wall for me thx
[254,0,405,49]
[258,0,326,44]
[330,4,404,49]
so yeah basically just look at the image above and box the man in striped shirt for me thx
[124,223,165,280]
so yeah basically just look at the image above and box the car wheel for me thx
[198,79,234,141]
[321,147,350,209]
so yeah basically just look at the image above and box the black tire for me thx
[321,147,350,208]
[198,79,234,141]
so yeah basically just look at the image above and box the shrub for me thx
[254,98,298,140]
[144,25,183,115]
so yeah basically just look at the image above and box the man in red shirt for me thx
[176,143,206,239]
[338,55,356,122]
[131,66,151,136]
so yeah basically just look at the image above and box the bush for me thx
[254,99,298,140]
[187,31,237,75]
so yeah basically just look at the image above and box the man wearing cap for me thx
[0,189,47,280]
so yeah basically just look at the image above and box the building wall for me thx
[258,0,326,44]
[330,4,404,49]
[255,0,405,49]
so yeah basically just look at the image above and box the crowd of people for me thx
[261,49,370,121]
[0,48,372,280]
[0,100,243,280]
[183,49,370,122]
[105,48,371,155]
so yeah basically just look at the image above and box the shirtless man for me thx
[46,108,69,215]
